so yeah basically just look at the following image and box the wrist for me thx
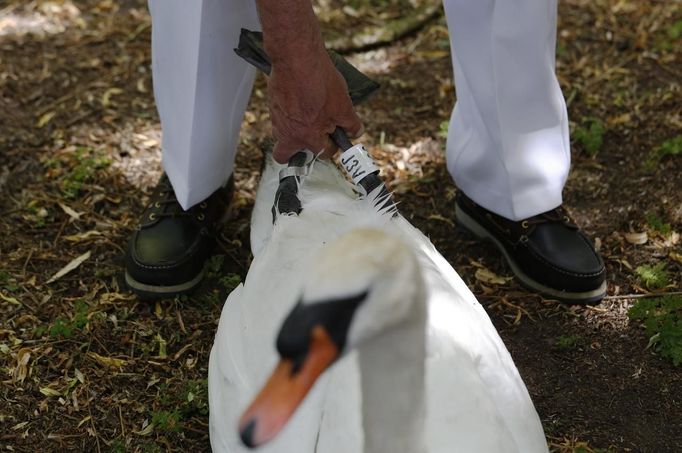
[257,0,326,65]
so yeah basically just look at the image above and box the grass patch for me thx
[151,409,183,433]
[49,300,89,338]
[628,295,682,366]
[574,118,605,157]
[219,273,241,292]
[635,262,670,290]
[110,439,126,453]
[44,146,111,199]
[0,271,20,292]
[656,20,682,51]
[149,379,209,435]
[205,255,226,279]
[182,379,209,417]
[141,443,162,453]
[645,135,682,170]
[438,120,449,139]
[555,335,583,351]
[24,202,49,228]
[645,212,672,235]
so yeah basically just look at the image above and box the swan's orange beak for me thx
[238,325,339,448]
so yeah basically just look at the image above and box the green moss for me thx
[629,295,682,366]
[645,212,671,235]
[645,135,682,170]
[635,263,670,290]
[219,273,242,292]
[205,255,225,279]
[49,300,90,338]
[151,409,182,433]
[555,335,583,351]
[574,118,605,157]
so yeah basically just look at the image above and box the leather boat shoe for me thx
[125,174,233,299]
[455,192,606,304]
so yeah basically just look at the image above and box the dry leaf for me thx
[77,416,91,428]
[46,251,91,284]
[475,268,511,285]
[607,113,631,125]
[136,77,147,93]
[13,348,31,383]
[101,87,123,107]
[624,232,648,245]
[99,292,136,304]
[63,230,102,242]
[427,214,455,227]
[615,259,633,270]
[416,50,450,59]
[12,421,29,431]
[58,202,83,221]
[40,387,62,397]
[134,420,154,436]
[0,292,21,305]
[670,251,682,264]
[87,351,126,368]
[36,111,56,128]
[155,333,167,359]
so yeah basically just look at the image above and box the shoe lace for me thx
[483,205,578,244]
[145,176,207,221]
[521,206,577,230]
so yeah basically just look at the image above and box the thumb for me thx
[273,139,300,164]
[338,109,364,140]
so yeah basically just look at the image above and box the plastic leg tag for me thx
[340,144,379,185]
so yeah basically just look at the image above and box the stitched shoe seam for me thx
[524,230,604,278]
[523,242,604,278]
[129,239,205,271]
[458,198,604,279]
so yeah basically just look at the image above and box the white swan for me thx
[208,153,548,453]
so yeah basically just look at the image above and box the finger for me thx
[338,110,364,140]
[273,139,300,164]
[316,136,337,160]
[306,124,338,160]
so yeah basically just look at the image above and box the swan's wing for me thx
[394,218,547,452]
[209,284,252,452]
[314,352,364,453]
[424,348,518,453]
[250,155,283,258]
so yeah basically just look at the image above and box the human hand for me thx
[267,49,364,164]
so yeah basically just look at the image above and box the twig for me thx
[22,249,33,277]
[88,405,101,453]
[118,405,125,437]
[326,2,443,53]
[603,291,682,301]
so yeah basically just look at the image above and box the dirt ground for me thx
[1,1,680,452]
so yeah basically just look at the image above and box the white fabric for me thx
[443,0,570,220]
[148,0,570,219]
[148,0,259,209]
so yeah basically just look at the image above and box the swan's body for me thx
[208,154,548,453]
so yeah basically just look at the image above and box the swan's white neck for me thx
[357,294,427,453]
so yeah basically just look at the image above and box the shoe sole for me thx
[455,203,606,305]
[125,267,206,300]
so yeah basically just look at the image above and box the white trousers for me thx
[148,0,570,221]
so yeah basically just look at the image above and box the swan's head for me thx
[239,228,424,448]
